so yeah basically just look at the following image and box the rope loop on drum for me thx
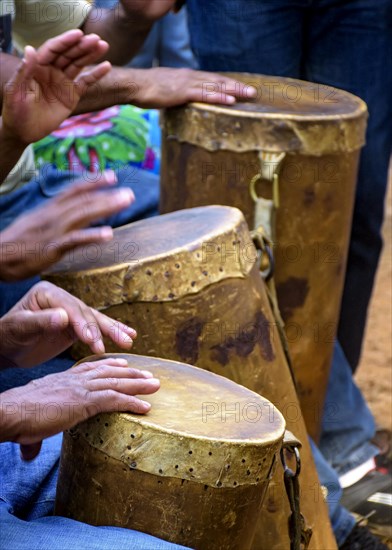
[280,439,312,550]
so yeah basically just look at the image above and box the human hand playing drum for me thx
[0,281,138,367]
[0,171,135,281]
[0,357,160,460]
[120,67,258,108]
[0,281,159,460]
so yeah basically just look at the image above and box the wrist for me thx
[0,227,25,282]
[0,117,29,151]
[109,67,147,105]
[0,388,22,443]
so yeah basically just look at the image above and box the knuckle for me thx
[92,365,107,378]
[105,377,119,389]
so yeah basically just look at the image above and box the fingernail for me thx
[140,400,152,411]
[115,188,134,205]
[247,86,257,97]
[226,95,236,104]
[103,170,117,185]
[100,227,113,241]
[141,370,153,378]
[95,339,105,354]
[50,308,68,327]
[121,333,133,345]
[113,358,129,365]
[146,378,160,386]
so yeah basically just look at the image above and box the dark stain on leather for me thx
[210,311,275,366]
[176,317,204,364]
[303,187,316,207]
[276,277,310,321]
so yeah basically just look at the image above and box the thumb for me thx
[5,46,37,95]
[74,61,111,96]
[20,442,42,461]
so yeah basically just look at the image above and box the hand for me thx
[0,357,160,459]
[129,67,257,108]
[0,281,138,367]
[0,171,134,281]
[1,29,111,146]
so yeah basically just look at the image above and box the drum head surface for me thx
[88,354,285,443]
[196,72,366,118]
[46,206,246,274]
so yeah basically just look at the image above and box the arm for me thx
[75,66,258,113]
[81,0,177,65]
[0,52,256,116]
[0,118,26,185]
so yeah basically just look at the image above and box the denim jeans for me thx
[0,434,191,550]
[0,164,159,232]
[312,341,379,544]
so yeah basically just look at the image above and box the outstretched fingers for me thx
[36,29,84,65]
[36,30,110,81]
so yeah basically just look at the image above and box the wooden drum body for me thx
[46,206,336,549]
[160,74,367,440]
[55,355,285,550]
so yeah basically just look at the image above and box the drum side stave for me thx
[160,143,360,440]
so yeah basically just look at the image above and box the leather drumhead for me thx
[72,354,286,487]
[44,206,256,307]
[100,353,285,442]
[202,72,366,118]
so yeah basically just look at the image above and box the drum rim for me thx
[190,72,368,121]
[74,352,286,445]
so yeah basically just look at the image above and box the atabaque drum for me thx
[160,74,368,441]
[55,354,286,550]
[46,206,337,549]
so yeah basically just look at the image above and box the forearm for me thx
[73,65,146,113]
[82,6,153,65]
[0,118,26,184]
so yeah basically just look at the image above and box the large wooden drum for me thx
[160,74,367,440]
[46,206,337,549]
[55,354,286,550]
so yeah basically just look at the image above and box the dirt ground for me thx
[356,166,392,432]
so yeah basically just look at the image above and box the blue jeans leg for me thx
[309,438,355,546]
[0,435,191,550]
[319,341,379,476]
[0,164,159,232]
